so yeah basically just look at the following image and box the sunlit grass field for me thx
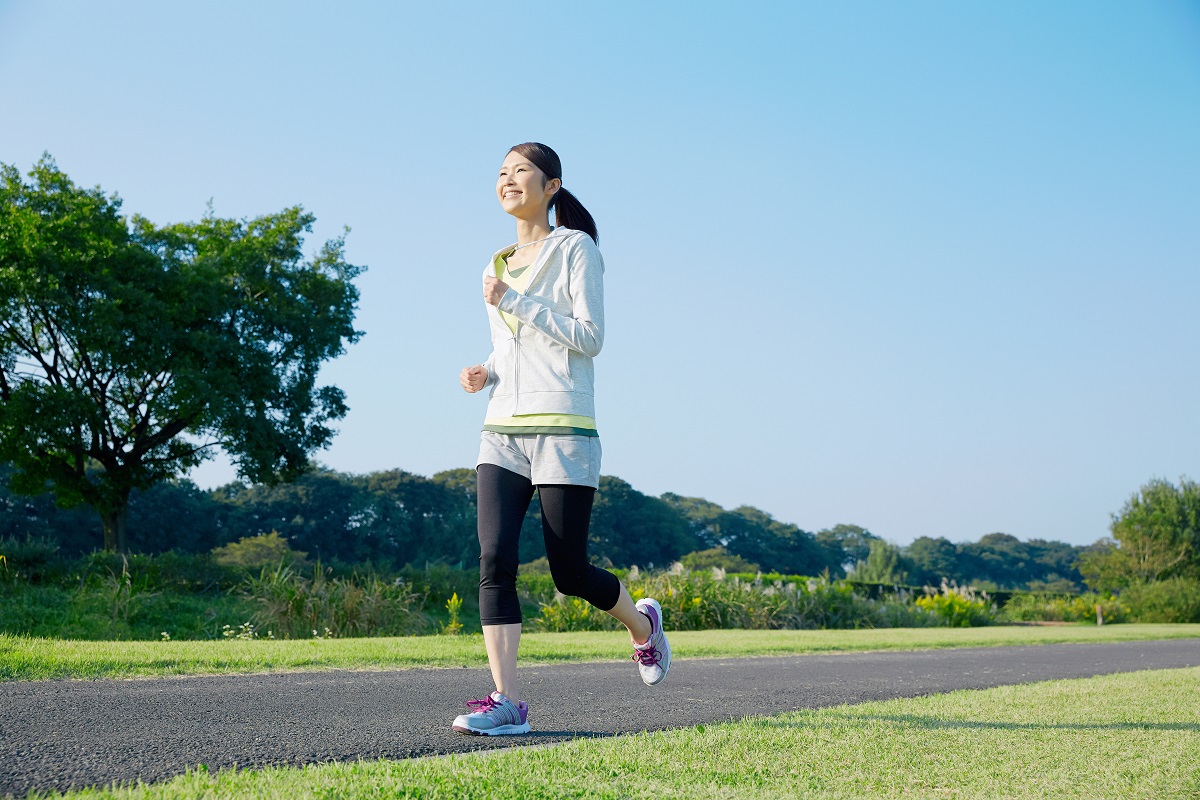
[24,665,1200,799]
[4,623,1198,681]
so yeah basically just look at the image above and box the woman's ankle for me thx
[630,611,652,645]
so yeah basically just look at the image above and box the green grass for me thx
[26,665,1200,799]
[4,623,1199,682]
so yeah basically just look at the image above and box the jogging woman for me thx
[454,142,671,735]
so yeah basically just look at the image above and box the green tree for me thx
[209,467,485,569]
[1079,477,1199,591]
[814,523,878,577]
[720,505,826,575]
[660,492,725,550]
[851,538,907,584]
[591,477,700,568]
[956,533,1025,588]
[903,536,959,586]
[662,493,825,575]
[679,546,759,573]
[211,530,307,570]
[0,157,363,552]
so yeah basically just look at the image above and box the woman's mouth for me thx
[503,190,522,199]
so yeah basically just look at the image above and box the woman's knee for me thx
[549,560,590,597]
[479,546,518,588]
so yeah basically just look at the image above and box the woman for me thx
[454,142,671,735]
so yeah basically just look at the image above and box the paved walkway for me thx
[3,639,1199,796]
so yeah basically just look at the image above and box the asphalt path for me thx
[2,638,1199,797]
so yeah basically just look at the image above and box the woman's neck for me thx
[514,216,554,248]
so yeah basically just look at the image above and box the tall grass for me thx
[532,569,983,632]
[999,592,1130,624]
[239,562,425,639]
[6,541,1196,642]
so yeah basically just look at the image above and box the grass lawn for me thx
[3,623,1199,681]
[26,665,1200,799]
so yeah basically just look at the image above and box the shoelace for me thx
[632,646,662,667]
[465,696,501,713]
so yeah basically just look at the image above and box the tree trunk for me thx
[101,503,130,553]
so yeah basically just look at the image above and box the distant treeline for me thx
[0,464,1095,591]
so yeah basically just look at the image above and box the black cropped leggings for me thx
[477,463,621,626]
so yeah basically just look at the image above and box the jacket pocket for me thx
[490,338,515,396]
[518,335,572,392]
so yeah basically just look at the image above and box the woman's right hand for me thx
[460,365,488,393]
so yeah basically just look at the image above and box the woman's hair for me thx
[507,142,598,244]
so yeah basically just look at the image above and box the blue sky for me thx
[2,1,1197,546]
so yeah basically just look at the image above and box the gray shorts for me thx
[476,431,602,488]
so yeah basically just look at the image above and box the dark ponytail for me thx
[507,142,598,245]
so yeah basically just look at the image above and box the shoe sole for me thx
[452,722,531,736]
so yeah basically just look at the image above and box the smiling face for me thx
[496,150,560,219]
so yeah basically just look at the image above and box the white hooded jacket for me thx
[479,226,604,419]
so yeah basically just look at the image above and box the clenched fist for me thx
[460,365,488,393]
[483,276,510,306]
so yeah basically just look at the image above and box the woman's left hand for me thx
[483,276,510,306]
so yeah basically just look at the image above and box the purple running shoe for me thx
[632,597,671,685]
[452,691,530,735]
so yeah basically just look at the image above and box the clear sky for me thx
[2,1,1197,547]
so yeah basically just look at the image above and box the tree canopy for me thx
[1,460,1097,589]
[1078,477,1199,591]
[0,156,364,551]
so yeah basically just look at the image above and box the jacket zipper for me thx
[498,230,561,417]
[514,323,521,414]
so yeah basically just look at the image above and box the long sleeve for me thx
[496,236,604,357]
[480,350,497,387]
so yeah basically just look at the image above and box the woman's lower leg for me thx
[537,483,651,644]
[482,622,522,702]
[477,464,535,703]
[606,583,652,644]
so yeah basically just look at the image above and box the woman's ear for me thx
[545,177,562,198]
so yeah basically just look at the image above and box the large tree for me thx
[0,157,363,552]
[591,477,701,569]
[903,536,959,586]
[661,492,826,575]
[1079,477,1199,591]
[814,523,879,577]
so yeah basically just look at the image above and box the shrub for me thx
[1121,578,1200,623]
[532,569,964,633]
[517,572,558,604]
[239,562,424,639]
[518,557,552,575]
[875,600,940,628]
[69,549,239,594]
[212,532,307,571]
[998,592,1128,624]
[140,550,240,592]
[916,592,992,627]
[679,547,760,573]
[0,535,64,584]
[399,562,479,606]
[0,579,255,640]
[535,593,622,632]
[914,580,996,627]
